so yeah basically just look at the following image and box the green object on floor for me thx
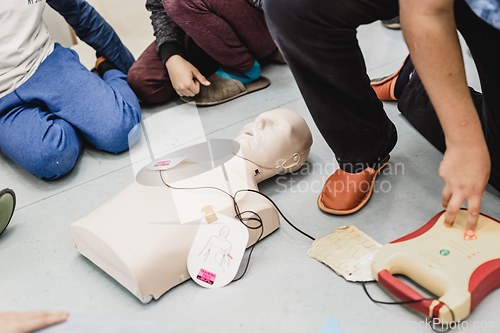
[0,188,16,236]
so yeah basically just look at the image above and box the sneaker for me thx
[381,16,401,30]
[0,189,16,236]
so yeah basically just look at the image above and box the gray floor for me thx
[1,3,500,333]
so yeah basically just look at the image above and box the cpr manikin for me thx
[70,109,313,303]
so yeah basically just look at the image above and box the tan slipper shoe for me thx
[318,155,390,215]
[181,73,270,106]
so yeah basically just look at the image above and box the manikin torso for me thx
[70,109,313,303]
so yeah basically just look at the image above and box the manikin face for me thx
[234,109,312,169]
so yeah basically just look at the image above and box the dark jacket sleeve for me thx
[245,0,263,10]
[147,0,186,64]
[46,0,135,73]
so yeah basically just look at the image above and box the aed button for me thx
[440,249,450,256]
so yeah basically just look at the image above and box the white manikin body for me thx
[70,109,313,303]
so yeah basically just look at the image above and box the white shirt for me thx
[0,0,54,99]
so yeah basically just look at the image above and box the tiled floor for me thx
[1,1,500,333]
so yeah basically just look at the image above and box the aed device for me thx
[371,209,500,322]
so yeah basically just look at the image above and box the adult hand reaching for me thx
[0,311,69,333]
[400,0,491,237]
[165,55,210,97]
[439,141,490,236]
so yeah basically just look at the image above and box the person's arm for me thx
[46,0,134,73]
[0,311,68,333]
[146,0,210,97]
[400,0,490,236]
[146,0,185,63]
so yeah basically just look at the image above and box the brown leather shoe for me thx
[318,155,390,215]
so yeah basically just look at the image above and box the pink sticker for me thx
[154,160,171,167]
[197,268,216,285]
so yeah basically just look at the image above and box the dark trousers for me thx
[264,0,500,190]
[127,0,276,105]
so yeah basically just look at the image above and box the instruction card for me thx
[307,225,382,282]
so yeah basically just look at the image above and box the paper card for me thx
[145,157,196,171]
[307,225,382,282]
[188,214,249,288]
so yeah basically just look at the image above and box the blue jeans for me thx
[0,44,141,180]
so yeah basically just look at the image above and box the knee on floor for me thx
[31,124,82,180]
[92,120,142,154]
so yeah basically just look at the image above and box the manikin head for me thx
[234,109,313,181]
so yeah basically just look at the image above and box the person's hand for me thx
[439,141,490,237]
[165,55,210,97]
[0,311,69,333]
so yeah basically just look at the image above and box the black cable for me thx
[362,281,456,333]
[158,171,262,281]
[362,282,428,305]
[231,211,263,281]
[158,171,314,281]
[234,189,316,241]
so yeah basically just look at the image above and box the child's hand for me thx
[0,311,69,333]
[165,55,210,97]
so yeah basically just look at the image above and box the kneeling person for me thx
[0,0,142,180]
[128,0,282,106]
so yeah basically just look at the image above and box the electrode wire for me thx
[158,171,270,281]
[234,188,316,241]
[362,281,456,332]
[158,170,315,280]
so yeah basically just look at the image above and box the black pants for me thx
[264,0,500,190]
